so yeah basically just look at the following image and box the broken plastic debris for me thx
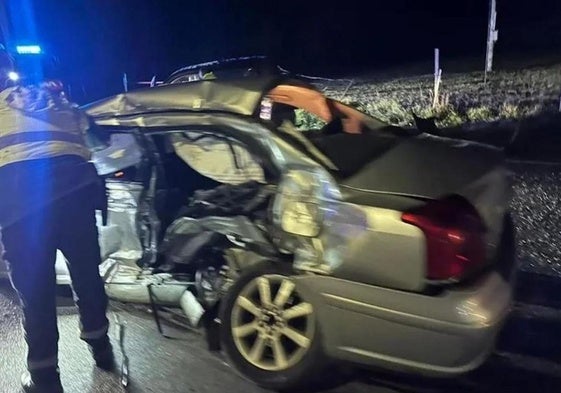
[180,290,205,327]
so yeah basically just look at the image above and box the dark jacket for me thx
[0,155,106,229]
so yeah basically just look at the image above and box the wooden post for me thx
[339,79,354,101]
[485,0,499,81]
[433,48,442,109]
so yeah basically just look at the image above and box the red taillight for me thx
[402,196,486,281]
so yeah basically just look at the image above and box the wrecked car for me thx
[1,76,516,390]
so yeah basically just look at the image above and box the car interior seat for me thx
[151,135,220,238]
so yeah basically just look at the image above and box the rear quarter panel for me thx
[460,165,511,263]
[329,204,427,292]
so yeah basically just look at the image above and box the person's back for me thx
[0,81,113,393]
[0,83,98,224]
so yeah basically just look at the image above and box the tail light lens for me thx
[402,196,486,281]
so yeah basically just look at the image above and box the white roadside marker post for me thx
[485,0,499,83]
[433,48,442,109]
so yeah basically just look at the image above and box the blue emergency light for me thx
[15,45,42,55]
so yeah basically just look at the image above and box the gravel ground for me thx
[510,162,561,277]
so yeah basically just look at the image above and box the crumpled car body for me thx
[1,76,515,384]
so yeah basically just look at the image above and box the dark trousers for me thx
[2,184,109,372]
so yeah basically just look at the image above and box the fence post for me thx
[485,0,499,82]
[339,79,354,101]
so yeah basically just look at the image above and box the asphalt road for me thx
[1,276,561,393]
[0,280,399,393]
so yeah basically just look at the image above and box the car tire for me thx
[220,261,327,391]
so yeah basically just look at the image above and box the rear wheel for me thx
[220,262,326,391]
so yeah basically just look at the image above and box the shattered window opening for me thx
[91,133,144,179]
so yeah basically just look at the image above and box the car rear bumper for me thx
[293,271,512,377]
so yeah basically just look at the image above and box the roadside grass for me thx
[311,64,561,131]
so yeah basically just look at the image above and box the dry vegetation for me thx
[313,64,561,130]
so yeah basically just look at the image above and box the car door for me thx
[91,131,153,266]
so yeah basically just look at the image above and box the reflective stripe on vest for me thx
[0,85,92,167]
[80,323,109,340]
[0,130,86,150]
[0,140,91,168]
[28,355,59,371]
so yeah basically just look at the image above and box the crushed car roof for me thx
[84,76,310,120]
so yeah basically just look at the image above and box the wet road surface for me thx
[2,277,561,393]
[0,279,398,393]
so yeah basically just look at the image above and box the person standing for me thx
[0,55,114,393]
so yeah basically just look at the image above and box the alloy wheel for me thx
[230,275,315,371]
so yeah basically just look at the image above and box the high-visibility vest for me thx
[0,87,91,169]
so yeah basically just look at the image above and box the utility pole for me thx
[485,0,499,82]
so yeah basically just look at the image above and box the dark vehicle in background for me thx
[165,55,280,84]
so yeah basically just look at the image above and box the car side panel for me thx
[293,271,511,376]
[461,166,511,262]
[329,205,427,292]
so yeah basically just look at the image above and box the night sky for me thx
[4,0,561,102]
